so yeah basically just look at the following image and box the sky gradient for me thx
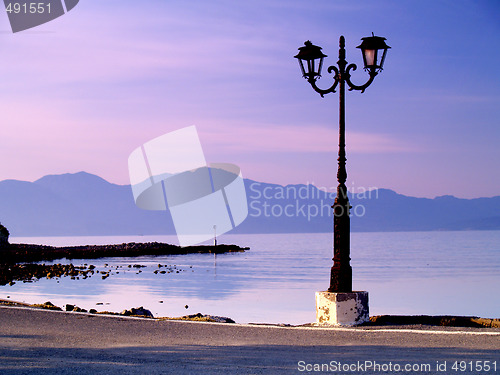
[0,0,499,198]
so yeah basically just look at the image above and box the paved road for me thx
[0,306,498,374]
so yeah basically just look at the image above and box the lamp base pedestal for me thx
[315,291,369,326]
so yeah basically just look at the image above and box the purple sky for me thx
[0,0,499,198]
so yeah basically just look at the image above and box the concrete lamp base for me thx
[315,291,369,326]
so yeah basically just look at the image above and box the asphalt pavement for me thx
[0,306,498,374]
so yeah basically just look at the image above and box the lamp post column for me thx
[329,36,352,293]
[294,33,389,325]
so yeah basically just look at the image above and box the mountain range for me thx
[0,171,499,237]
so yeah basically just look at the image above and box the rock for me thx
[120,306,153,318]
[32,301,62,311]
[206,315,235,324]
[0,223,9,245]
[65,304,86,313]
[181,313,235,323]
[470,318,500,328]
[89,309,97,314]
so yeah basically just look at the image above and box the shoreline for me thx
[1,299,498,329]
[2,301,500,333]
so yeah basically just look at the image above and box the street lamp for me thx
[295,34,390,294]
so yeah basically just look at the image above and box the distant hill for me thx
[0,171,499,237]
[0,172,173,236]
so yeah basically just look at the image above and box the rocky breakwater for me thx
[0,242,249,285]
[0,242,249,264]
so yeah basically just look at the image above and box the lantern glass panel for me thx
[364,49,376,68]
[379,48,388,69]
[318,57,324,77]
[298,59,306,77]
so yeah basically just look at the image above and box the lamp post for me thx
[295,34,390,294]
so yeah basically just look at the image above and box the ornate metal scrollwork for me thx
[307,65,340,97]
[307,59,377,96]
[345,63,377,93]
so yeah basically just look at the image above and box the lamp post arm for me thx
[307,66,340,98]
[345,64,377,93]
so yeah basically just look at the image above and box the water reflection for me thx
[2,231,500,324]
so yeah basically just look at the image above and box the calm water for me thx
[2,231,499,324]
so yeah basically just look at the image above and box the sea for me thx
[2,230,499,325]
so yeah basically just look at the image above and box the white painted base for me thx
[315,291,369,326]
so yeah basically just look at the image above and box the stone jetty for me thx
[0,242,249,285]
[0,242,249,264]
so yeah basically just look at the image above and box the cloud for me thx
[0,0,295,91]
[399,93,500,104]
[199,123,420,154]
